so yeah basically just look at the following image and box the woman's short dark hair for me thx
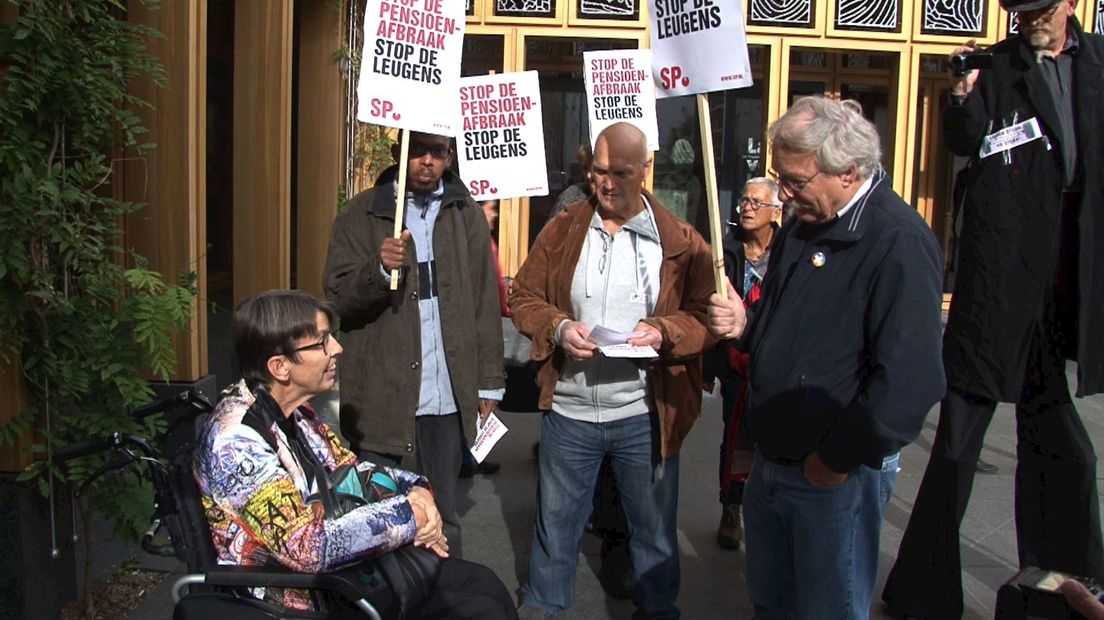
[232,290,337,387]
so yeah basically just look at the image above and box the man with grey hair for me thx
[713,96,945,618]
[884,1,1104,617]
[510,122,715,619]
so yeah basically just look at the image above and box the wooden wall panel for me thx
[123,0,209,382]
[0,0,26,471]
[296,1,346,298]
[233,1,294,305]
[0,360,32,472]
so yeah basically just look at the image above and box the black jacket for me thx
[743,172,946,473]
[943,16,1104,399]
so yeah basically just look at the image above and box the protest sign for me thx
[582,49,659,151]
[456,71,549,201]
[356,0,466,135]
[648,0,753,299]
[649,0,752,98]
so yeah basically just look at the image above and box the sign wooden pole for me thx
[696,93,728,300]
[389,132,411,290]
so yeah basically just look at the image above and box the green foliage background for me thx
[0,0,194,545]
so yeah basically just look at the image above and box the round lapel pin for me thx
[811,252,827,268]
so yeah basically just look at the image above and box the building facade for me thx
[38,0,1104,389]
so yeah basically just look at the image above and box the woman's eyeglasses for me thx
[290,332,333,356]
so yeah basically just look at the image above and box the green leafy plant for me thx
[0,1,194,617]
[334,0,396,190]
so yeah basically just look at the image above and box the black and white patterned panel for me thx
[1008,11,1019,34]
[748,0,815,28]
[836,0,901,32]
[1096,0,1103,35]
[578,0,640,21]
[466,0,474,16]
[922,0,985,36]
[494,0,555,18]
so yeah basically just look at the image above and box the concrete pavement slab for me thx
[122,373,1104,619]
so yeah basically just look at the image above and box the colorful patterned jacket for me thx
[193,380,431,610]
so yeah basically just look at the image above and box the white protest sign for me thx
[356,0,466,135]
[456,71,549,200]
[649,0,752,98]
[583,49,659,151]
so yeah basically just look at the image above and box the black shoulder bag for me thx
[243,387,442,619]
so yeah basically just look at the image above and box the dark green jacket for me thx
[323,167,505,457]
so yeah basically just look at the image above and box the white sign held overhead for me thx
[356,0,466,135]
[649,0,752,98]
[456,71,549,201]
[583,49,659,151]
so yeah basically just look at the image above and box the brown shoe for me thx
[717,503,742,550]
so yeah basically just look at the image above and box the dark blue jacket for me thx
[743,171,946,473]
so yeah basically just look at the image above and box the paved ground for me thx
[116,362,1104,619]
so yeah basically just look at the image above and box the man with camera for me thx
[883,1,1104,617]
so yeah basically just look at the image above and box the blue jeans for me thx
[520,411,680,618]
[744,452,899,620]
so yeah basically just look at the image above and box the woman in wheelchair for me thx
[193,290,517,618]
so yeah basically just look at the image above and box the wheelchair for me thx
[49,390,425,620]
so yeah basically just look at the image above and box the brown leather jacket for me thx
[509,193,717,458]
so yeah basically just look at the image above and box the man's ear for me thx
[266,354,291,383]
[840,164,859,187]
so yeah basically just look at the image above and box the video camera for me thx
[950,49,993,76]
[995,566,1104,619]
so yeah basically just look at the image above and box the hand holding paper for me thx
[470,412,508,464]
[561,321,599,361]
[627,321,662,350]
[587,324,659,359]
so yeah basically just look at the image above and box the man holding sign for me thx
[323,131,505,559]
[510,122,714,619]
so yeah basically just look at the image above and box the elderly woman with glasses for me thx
[193,289,517,618]
[704,178,783,551]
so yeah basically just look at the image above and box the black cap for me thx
[999,0,1059,11]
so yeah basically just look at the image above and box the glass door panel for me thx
[461,35,506,76]
[840,80,892,169]
[912,54,960,295]
[786,50,898,179]
[522,36,637,246]
[653,45,769,240]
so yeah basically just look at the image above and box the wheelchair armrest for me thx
[174,565,383,620]
[201,564,373,602]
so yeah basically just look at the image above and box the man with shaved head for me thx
[510,122,716,619]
